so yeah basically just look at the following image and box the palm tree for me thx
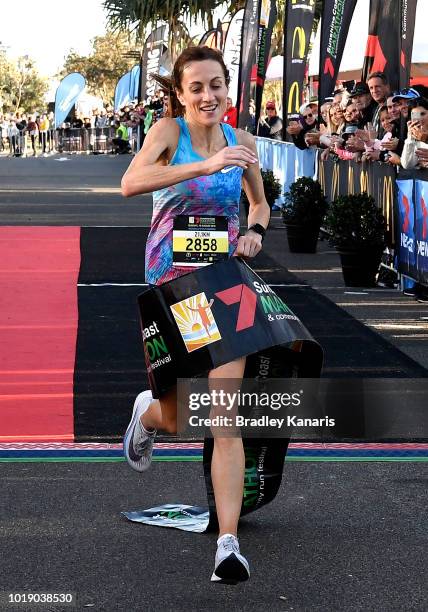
[104,0,227,48]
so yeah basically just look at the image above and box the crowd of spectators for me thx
[0,91,168,157]
[254,72,428,173]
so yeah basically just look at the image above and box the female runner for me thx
[121,46,270,584]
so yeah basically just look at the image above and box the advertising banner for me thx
[199,28,217,47]
[318,0,357,105]
[237,0,261,130]
[399,0,418,89]
[255,0,278,129]
[129,64,141,102]
[282,0,316,135]
[362,0,417,91]
[54,73,86,128]
[140,25,169,102]
[318,158,396,245]
[223,9,245,106]
[414,180,428,284]
[396,179,416,276]
[114,71,132,111]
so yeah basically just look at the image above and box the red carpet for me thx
[0,227,80,441]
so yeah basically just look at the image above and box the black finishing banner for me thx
[255,0,278,129]
[318,0,357,105]
[362,0,417,92]
[282,0,316,137]
[237,0,261,130]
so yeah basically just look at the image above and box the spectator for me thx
[258,101,282,140]
[401,98,428,169]
[0,115,8,152]
[349,82,377,127]
[223,97,237,128]
[39,113,49,154]
[367,71,390,135]
[112,119,131,154]
[27,115,39,156]
[95,109,109,128]
[320,102,332,127]
[344,100,361,126]
[7,118,19,156]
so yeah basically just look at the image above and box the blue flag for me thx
[129,64,141,101]
[55,73,86,128]
[114,71,132,111]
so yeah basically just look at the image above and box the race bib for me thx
[172,216,229,267]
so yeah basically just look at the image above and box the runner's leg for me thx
[209,357,246,536]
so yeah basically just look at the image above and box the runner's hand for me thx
[201,146,258,175]
[234,231,263,258]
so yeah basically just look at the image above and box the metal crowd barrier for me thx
[57,127,115,154]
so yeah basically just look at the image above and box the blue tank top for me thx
[145,117,243,285]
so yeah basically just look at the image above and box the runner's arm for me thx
[122,118,258,197]
[237,130,270,230]
[121,118,205,196]
[234,130,270,258]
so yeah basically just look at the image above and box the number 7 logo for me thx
[214,284,257,331]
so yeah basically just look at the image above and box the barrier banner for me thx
[318,158,396,245]
[282,0,316,136]
[396,179,416,276]
[123,258,323,532]
[318,0,357,105]
[223,9,245,106]
[54,73,86,128]
[237,0,261,130]
[362,0,417,91]
[255,0,278,129]
[140,25,168,102]
[414,180,428,284]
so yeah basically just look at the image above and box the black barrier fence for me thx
[318,158,428,286]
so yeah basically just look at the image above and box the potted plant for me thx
[281,177,328,253]
[241,169,282,217]
[325,193,386,287]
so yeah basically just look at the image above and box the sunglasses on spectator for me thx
[303,113,314,118]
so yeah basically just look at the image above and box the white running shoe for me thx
[123,391,156,472]
[211,534,250,584]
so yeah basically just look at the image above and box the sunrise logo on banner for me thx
[318,0,357,106]
[237,0,261,130]
[54,73,86,128]
[170,293,222,353]
[362,0,418,92]
[255,0,278,129]
[140,25,169,102]
[282,0,316,137]
[223,9,245,106]
[396,180,416,276]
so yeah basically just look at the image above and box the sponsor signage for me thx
[138,258,322,398]
[318,0,357,105]
[54,73,86,128]
[223,9,245,106]
[282,0,316,136]
[140,25,169,102]
[362,0,418,91]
